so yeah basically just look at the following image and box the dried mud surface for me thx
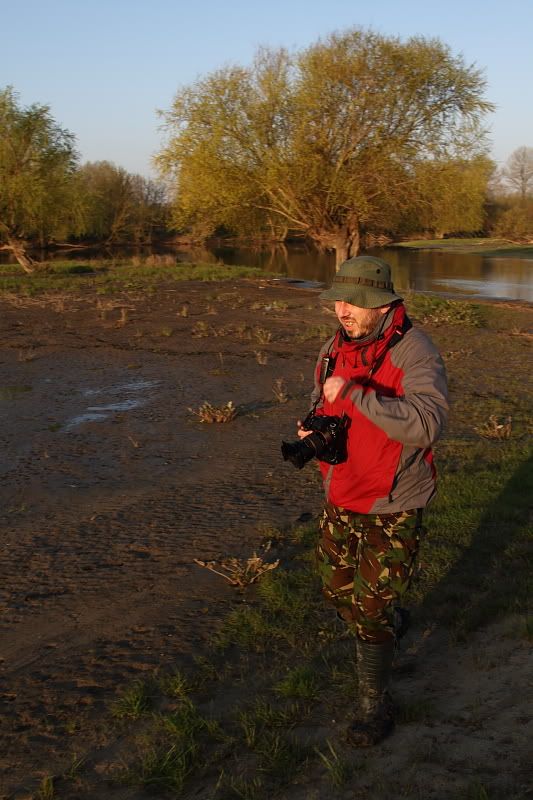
[0,278,531,798]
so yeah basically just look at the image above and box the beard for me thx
[338,308,384,339]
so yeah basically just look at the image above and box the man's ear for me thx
[379,305,391,315]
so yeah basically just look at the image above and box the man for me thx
[299,256,448,746]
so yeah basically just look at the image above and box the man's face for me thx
[334,301,390,339]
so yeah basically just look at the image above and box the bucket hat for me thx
[320,256,403,308]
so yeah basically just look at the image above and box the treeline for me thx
[0,87,170,272]
[70,161,169,245]
[1,27,533,274]
[486,146,533,241]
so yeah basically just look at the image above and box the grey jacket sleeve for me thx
[343,328,449,448]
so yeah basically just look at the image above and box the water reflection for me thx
[373,249,533,302]
[201,243,532,302]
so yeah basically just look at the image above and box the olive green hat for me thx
[320,256,403,308]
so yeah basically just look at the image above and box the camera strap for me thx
[364,315,412,384]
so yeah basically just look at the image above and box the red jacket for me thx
[312,304,448,514]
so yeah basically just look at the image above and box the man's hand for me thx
[323,376,346,403]
[296,420,313,439]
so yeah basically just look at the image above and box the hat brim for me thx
[319,285,403,309]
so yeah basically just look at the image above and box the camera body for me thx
[281,411,348,470]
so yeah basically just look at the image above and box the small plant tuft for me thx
[194,552,279,588]
[111,680,153,719]
[315,739,355,787]
[253,327,272,343]
[36,775,56,800]
[192,320,211,337]
[189,401,237,423]
[475,414,512,440]
[272,378,289,403]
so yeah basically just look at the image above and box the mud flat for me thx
[0,276,531,798]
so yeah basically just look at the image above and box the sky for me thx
[3,0,532,178]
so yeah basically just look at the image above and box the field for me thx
[0,264,531,800]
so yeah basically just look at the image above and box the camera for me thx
[281,412,348,470]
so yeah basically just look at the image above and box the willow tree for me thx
[0,87,78,272]
[157,30,493,266]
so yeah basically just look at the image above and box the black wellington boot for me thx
[346,637,395,747]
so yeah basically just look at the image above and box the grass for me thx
[105,432,532,794]
[255,730,309,785]
[111,680,154,719]
[274,664,322,700]
[405,293,484,326]
[135,742,194,794]
[315,740,356,787]
[36,776,56,800]
[216,775,263,799]
[0,260,270,296]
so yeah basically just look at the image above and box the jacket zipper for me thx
[388,449,421,503]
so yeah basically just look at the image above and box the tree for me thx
[494,202,533,242]
[0,87,78,272]
[73,161,168,244]
[408,155,494,237]
[157,30,493,267]
[501,146,533,201]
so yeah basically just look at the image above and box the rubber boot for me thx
[346,637,395,747]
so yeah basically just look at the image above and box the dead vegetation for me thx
[188,400,237,423]
[194,552,280,588]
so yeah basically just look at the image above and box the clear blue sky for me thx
[3,0,532,177]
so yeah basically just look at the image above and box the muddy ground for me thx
[0,277,531,799]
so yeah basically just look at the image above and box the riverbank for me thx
[0,273,531,799]
[394,237,533,259]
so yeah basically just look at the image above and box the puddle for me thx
[81,380,158,397]
[64,380,159,431]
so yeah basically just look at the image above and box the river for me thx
[200,242,533,303]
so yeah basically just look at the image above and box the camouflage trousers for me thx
[316,503,422,643]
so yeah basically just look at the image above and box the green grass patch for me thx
[111,679,154,720]
[0,260,271,296]
[411,439,533,638]
[134,742,195,795]
[274,664,322,700]
[213,567,322,652]
[405,294,484,326]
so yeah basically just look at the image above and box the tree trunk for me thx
[312,217,361,271]
[7,237,37,274]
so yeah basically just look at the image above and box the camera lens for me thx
[281,432,326,469]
